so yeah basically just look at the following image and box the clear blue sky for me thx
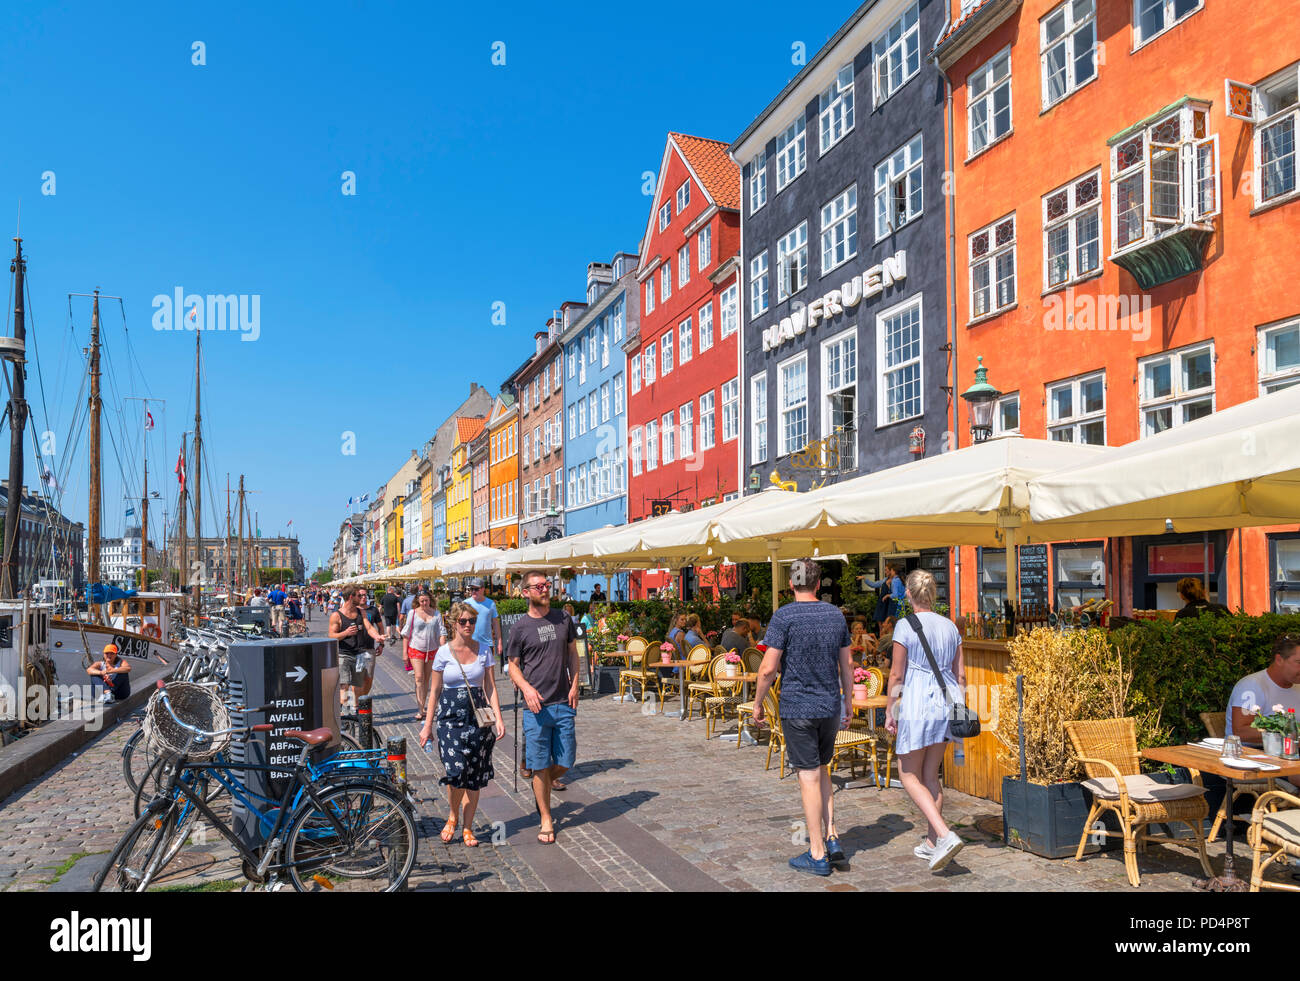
[2,1,855,572]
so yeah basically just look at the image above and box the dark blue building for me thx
[732,0,952,496]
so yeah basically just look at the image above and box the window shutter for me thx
[1194,135,1222,221]
[1145,141,1181,224]
[1224,79,1258,122]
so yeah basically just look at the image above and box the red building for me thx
[626,133,742,598]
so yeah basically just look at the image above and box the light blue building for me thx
[431,463,450,559]
[561,253,639,601]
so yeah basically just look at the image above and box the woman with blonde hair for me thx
[886,568,967,872]
[402,590,444,721]
[418,600,505,847]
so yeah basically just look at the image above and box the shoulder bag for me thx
[905,613,979,739]
[449,647,497,730]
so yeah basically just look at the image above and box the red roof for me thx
[935,0,991,47]
[670,132,741,211]
[455,416,486,445]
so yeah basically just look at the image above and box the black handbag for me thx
[905,613,980,739]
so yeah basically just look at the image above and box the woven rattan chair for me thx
[704,655,745,739]
[618,643,660,704]
[860,666,895,787]
[626,636,648,659]
[1064,717,1214,888]
[1199,711,1277,843]
[761,690,788,777]
[1248,789,1300,892]
[742,648,764,673]
[684,645,716,719]
[659,645,708,713]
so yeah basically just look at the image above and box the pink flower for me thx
[853,667,869,684]
[724,651,742,664]
[617,634,629,643]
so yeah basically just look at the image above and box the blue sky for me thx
[2,1,855,571]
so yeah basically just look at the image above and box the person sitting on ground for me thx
[1174,576,1231,620]
[719,617,752,656]
[1228,634,1300,744]
[88,643,132,703]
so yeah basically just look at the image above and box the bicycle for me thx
[97,688,417,893]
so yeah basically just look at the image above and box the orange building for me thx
[935,0,1300,616]
[487,394,519,549]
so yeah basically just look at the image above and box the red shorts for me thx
[407,648,432,661]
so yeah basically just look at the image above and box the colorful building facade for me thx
[470,425,490,548]
[487,394,519,549]
[447,417,484,553]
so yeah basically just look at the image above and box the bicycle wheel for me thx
[284,781,416,893]
[93,803,179,892]
[133,757,223,819]
[122,727,158,795]
[339,716,381,751]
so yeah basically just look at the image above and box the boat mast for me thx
[191,331,202,623]
[225,473,232,597]
[1,237,28,599]
[177,432,188,597]
[88,291,103,616]
[237,474,245,597]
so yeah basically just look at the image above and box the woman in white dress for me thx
[885,569,967,871]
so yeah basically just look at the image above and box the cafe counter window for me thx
[1270,533,1300,614]
[1132,532,1225,610]
[978,547,1006,613]
[1054,542,1105,609]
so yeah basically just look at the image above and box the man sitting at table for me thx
[1227,635,1300,744]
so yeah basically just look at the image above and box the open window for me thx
[1225,64,1299,207]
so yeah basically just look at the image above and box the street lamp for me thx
[960,356,1002,444]
[748,467,761,493]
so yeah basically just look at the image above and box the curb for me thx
[0,659,172,804]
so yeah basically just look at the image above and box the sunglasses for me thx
[524,583,551,592]
[456,617,477,626]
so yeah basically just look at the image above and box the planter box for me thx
[593,665,621,695]
[1001,776,1122,859]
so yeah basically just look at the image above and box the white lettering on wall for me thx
[760,251,908,352]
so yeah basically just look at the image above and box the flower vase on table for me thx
[853,684,869,701]
[1251,704,1294,758]
[723,651,741,677]
[660,642,674,664]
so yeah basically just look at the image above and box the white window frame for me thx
[821,184,859,273]
[645,342,656,385]
[658,201,672,231]
[614,373,625,413]
[749,150,768,214]
[678,243,690,287]
[660,262,671,302]
[567,349,575,378]
[994,392,1021,435]
[567,405,575,440]
[1139,342,1215,436]
[750,373,767,463]
[720,284,739,338]
[553,356,561,391]
[1047,370,1107,443]
[567,468,576,506]
[819,63,855,154]
[968,47,1013,157]
[698,225,712,271]
[1042,169,1102,290]
[874,134,923,240]
[679,401,693,459]
[679,317,693,365]
[969,214,1017,321]
[1259,318,1300,394]
[661,331,674,376]
[676,180,690,214]
[700,390,716,452]
[600,382,610,423]
[777,353,809,456]
[698,301,714,353]
[631,352,641,393]
[876,296,924,427]
[1132,0,1203,50]
[749,253,769,316]
[601,325,609,368]
[1041,0,1097,110]
[872,1,921,106]
[821,325,858,450]
[776,221,808,303]
[645,279,655,314]
[722,377,740,444]
[662,411,675,465]
[1228,65,1300,209]
[631,428,643,475]
[577,398,585,436]
[613,300,624,343]
[775,116,807,191]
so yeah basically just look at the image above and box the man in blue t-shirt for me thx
[752,558,853,878]
[464,579,502,667]
[268,584,288,636]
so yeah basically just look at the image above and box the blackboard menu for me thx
[1018,544,1050,607]
[919,549,950,609]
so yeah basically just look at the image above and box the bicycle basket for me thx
[143,682,231,760]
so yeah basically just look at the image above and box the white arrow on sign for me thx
[285,666,307,683]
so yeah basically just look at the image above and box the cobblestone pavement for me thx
[0,620,1291,892]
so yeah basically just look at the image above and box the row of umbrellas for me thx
[332,385,1300,605]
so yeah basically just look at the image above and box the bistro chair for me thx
[626,636,648,660]
[704,654,745,739]
[1248,788,1300,892]
[830,727,878,782]
[1199,711,1278,843]
[1064,717,1214,888]
[618,643,660,705]
[857,667,895,787]
[660,645,709,714]
[762,690,789,778]
[742,648,764,674]
[684,645,717,720]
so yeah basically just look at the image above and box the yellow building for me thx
[447,417,485,553]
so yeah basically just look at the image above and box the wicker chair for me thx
[860,666,895,788]
[626,636,648,659]
[1064,717,1214,888]
[761,690,788,778]
[1248,789,1300,892]
[742,648,764,673]
[660,646,709,713]
[830,727,877,780]
[618,643,660,704]
[684,645,717,720]
[1199,711,1277,843]
[704,655,745,739]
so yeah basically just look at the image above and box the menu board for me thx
[1018,544,1050,607]
[919,549,949,609]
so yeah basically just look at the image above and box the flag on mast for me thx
[144,410,155,431]
[175,447,186,493]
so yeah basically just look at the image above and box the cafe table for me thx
[649,659,693,718]
[714,671,760,744]
[844,696,891,789]
[603,651,641,703]
[1141,743,1300,892]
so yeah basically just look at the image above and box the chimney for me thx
[470,381,478,394]
[535,330,547,356]
[586,262,614,303]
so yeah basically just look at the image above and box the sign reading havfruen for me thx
[760,250,908,353]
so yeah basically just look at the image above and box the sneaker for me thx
[913,837,936,860]
[928,831,965,872]
[825,836,847,868]
[788,850,832,877]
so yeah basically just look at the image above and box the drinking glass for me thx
[1221,735,1242,760]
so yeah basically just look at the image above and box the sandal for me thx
[552,779,567,792]
[520,761,534,779]
[462,827,480,847]
[440,818,458,843]
[537,826,556,844]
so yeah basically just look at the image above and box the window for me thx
[1110,102,1219,255]
[821,185,859,273]
[1139,342,1214,435]
[1133,0,1202,48]
[968,48,1013,155]
[1041,0,1096,109]
[662,411,675,465]
[678,244,690,287]
[819,63,855,153]
[614,447,625,493]
[542,363,550,393]
[553,357,561,391]
[722,378,740,442]
[577,398,585,435]
[1055,542,1106,607]
[1231,65,1300,206]
[588,330,597,365]
[777,356,808,455]
[589,462,599,501]
[750,374,767,462]
[661,331,674,375]
[645,342,656,384]
[697,226,712,271]
[533,426,541,461]
[567,468,576,506]
[543,418,552,453]
[673,180,690,216]
[613,300,624,343]
[658,201,672,231]
[749,150,768,213]
[567,350,575,378]
[1047,371,1106,443]
[720,284,739,338]
[776,222,808,302]
[585,396,595,434]
[631,428,643,475]
[614,373,625,413]
[874,135,923,239]
[679,402,693,458]
[749,252,769,316]
[698,302,714,353]
[1259,318,1300,393]
[700,390,716,451]
[532,479,540,516]
[645,279,655,314]
[822,329,857,468]
[994,392,1021,434]
[660,263,671,302]
[542,473,551,511]
[775,116,807,191]
[1043,170,1101,289]
[577,349,586,385]
[1270,534,1300,614]
[532,377,539,406]
[631,352,641,392]
[969,214,1016,319]
[600,382,610,423]
[679,317,693,364]
[646,421,659,470]
[601,325,609,368]
[877,297,923,425]
[873,1,920,104]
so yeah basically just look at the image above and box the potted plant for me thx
[1250,704,1292,758]
[852,666,870,702]
[616,634,630,654]
[723,650,741,677]
[660,641,675,664]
